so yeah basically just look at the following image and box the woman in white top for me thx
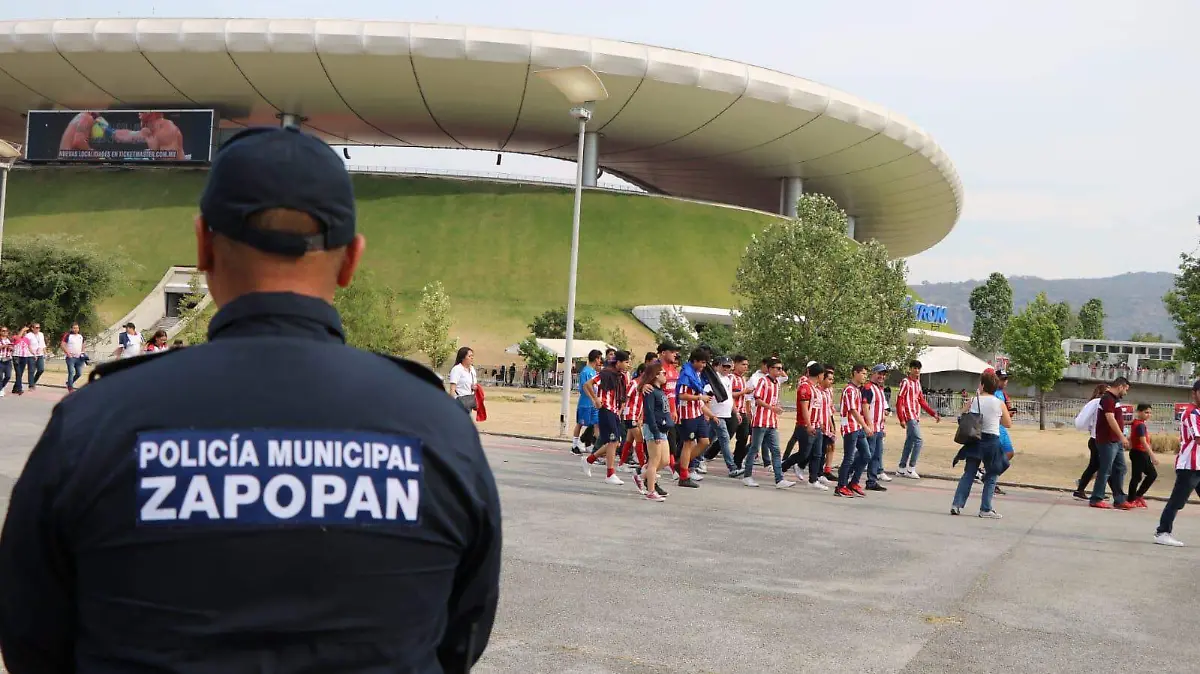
[61,323,87,392]
[447,346,478,411]
[950,370,1012,518]
[27,322,47,389]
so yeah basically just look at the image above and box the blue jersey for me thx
[577,365,597,408]
[996,389,1014,452]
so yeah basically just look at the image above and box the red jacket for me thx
[474,387,487,422]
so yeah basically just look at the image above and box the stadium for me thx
[0,18,963,360]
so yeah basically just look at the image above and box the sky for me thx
[3,0,1199,284]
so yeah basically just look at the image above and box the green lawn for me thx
[4,168,779,361]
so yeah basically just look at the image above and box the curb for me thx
[478,430,1173,504]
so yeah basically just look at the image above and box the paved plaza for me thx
[3,393,1200,672]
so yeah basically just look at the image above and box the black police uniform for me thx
[0,126,502,674]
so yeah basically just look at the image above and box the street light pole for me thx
[560,109,590,437]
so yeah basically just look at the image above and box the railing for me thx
[1061,363,1191,388]
[923,393,1183,433]
[345,165,645,194]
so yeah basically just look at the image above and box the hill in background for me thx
[911,272,1179,341]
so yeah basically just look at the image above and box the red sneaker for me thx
[835,486,854,498]
[1090,500,1113,509]
[1116,501,1136,511]
[850,484,866,497]
[1138,498,1150,508]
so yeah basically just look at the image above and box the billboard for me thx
[24,109,214,163]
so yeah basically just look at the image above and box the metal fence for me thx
[923,393,1183,433]
[1062,363,1192,388]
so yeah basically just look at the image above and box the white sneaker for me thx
[596,457,606,466]
[581,456,592,478]
[792,466,805,481]
[818,476,832,486]
[670,469,679,480]
[0,390,5,398]
[743,477,760,488]
[618,464,631,473]
[696,460,708,474]
[692,472,705,481]
[1156,532,1185,547]
[776,479,796,489]
[808,480,829,491]
[905,469,921,479]
[878,472,893,482]
[978,510,1003,519]
[604,474,624,486]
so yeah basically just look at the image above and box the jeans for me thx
[0,359,9,391]
[11,356,29,393]
[1077,438,1121,496]
[953,456,997,512]
[65,356,84,390]
[781,426,810,472]
[732,414,752,466]
[1128,451,1157,500]
[1090,441,1128,505]
[807,432,826,483]
[868,431,885,485]
[899,420,923,468]
[746,427,783,483]
[1158,469,1200,535]
[709,416,736,471]
[837,430,871,488]
[28,355,45,387]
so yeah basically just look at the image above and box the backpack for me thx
[1074,398,1100,432]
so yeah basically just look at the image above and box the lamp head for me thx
[535,66,610,105]
[569,105,593,122]
[0,139,21,165]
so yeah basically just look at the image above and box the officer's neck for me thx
[211,275,336,308]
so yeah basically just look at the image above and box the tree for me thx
[413,281,455,369]
[696,322,738,357]
[1165,251,1200,363]
[517,335,557,387]
[1002,292,1067,430]
[175,272,216,346]
[528,308,601,340]
[1076,298,1106,339]
[732,193,914,376]
[0,234,127,343]
[968,272,1012,356]
[605,325,630,351]
[656,308,697,354]
[1129,331,1166,343]
[334,268,412,355]
[1049,301,1076,340]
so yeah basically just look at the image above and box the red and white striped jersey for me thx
[11,336,31,359]
[731,374,747,414]
[594,371,626,412]
[1177,405,1200,471]
[0,338,11,361]
[622,375,643,421]
[663,363,680,413]
[810,385,830,431]
[866,382,887,430]
[795,376,814,423]
[677,379,705,420]
[752,376,780,428]
[840,384,864,435]
[896,376,936,423]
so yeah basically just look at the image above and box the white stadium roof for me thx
[0,18,962,257]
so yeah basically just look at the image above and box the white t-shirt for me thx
[448,363,476,397]
[710,373,734,418]
[27,331,46,357]
[120,332,144,358]
[970,394,1006,436]
[746,370,766,411]
[63,333,84,357]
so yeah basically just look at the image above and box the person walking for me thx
[743,358,794,489]
[9,326,32,396]
[25,323,46,390]
[949,370,1012,518]
[447,346,479,413]
[581,350,631,485]
[638,362,672,501]
[836,365,872,498]
[730,355,753,468]
[895,360,940,478]
[1091,377,1135,510]
[1127,403,1157,508]
[60,323,86,392]
[780,361,816,480]
[1154,380,1200,546]
[0,126,501,673]
[863,364,891,491]
[1073,384,1121,500]
[0,327,12,398]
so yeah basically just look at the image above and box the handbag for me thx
[954,396,983,445]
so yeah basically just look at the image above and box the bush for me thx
[1151,434,1180,455]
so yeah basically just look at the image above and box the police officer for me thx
[0,126,502,673]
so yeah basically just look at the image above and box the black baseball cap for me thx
[994,368,1009,379]
[657,341,680,353]
[200,126,356,257]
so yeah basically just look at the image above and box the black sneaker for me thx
[994,486,1006,495]
[655,483,669,497]
[1072,490,1088,500]
[571,445,583,455]
[822,470,837,481]
[867,483,888,492]
[678,477,700,488]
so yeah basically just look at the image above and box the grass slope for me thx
[5,168,779,362]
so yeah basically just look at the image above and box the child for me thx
[639,362,672,501]
[1128,403,1157,508]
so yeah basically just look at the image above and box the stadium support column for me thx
[779,177,803,217]
[582,131,600,187]
[846,215,857,240]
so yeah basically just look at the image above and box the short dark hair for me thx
[909,360,922,369]
[824,364,835,375]
[587,349,603,362]
[852,364,867,374]
[807,362,824,377]
[644,351,657,363]
[614,349,630,363]
[1136,403,1152,412]
[761,357,771,365]
[766,358,783,369]
[689,348,708,364]
[1112,376,1130,387]
[732,354,748,364]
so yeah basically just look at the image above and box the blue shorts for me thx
[679,416,711,442]
[576,405,599,426]
[643,423,669,443]
[598,409,624,445]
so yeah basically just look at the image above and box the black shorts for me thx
[680,416,711,442]
[598,409,624,445]
[624,419,638,430]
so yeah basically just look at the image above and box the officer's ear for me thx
[336,234,366,289]
[195,216,215,272]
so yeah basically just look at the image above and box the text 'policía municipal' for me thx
[135,429,423,526]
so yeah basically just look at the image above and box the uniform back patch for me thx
[135,429,423,527]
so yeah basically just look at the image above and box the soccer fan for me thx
[742,359,795,489]
[746,358,771,467]
[675,349,714,488]
[863,364,891,491]
[729,355,753,467]
[804,364,834,490]
[1127,403,1157,508]
[781,361,819,480]
[571,350,604,454]
[581,350,631,485]
[1090,377,1134,510]
[895,360,940,478]
[702,356,741,476]
[617,364,647,471]
[1155,380,1200,546]
[836,364,872,498]
[638,362,673,501]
